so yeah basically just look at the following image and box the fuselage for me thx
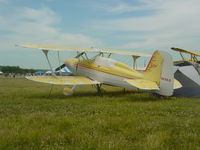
[65,56,144,89]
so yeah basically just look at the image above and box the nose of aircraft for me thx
[65,58,79,66]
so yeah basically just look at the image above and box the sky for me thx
[0,0,200,69]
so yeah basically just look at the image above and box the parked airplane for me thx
[172,47,200,97]
[16,44,181,96]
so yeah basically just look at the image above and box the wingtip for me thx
[15,44,25,48]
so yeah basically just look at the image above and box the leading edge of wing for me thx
[26,75,100,85]
[16,44,150,57]
[171,47,200,57]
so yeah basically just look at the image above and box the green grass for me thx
[0,78,200,150]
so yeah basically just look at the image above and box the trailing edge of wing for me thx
[16,44,150,57]
[26,76,100,85]
[125,79,159,90]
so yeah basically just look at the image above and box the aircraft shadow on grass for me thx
[27,89,169,102]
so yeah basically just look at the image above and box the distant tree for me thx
[1,66,36,74]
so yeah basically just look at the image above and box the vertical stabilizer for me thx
[144,50,174,96]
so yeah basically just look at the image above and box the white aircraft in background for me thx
[172,47,200,97]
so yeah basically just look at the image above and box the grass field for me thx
[0,78,200,150]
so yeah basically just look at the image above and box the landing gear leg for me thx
[48,85,54,97]
[152,93,165,99]
[96,84,102,95]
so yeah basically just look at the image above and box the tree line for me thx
[0,66,36,74]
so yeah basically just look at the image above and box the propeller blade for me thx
[55,64,65,71]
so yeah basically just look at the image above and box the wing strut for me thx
[57,51,62,76]
[42,50,56,77]
[132,56,140,69]
[75,52,84,58]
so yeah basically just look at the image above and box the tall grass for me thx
[0,78,200,150]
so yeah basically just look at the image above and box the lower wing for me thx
[26,76,100,85]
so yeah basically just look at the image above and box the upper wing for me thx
[171,47,200,57]
[26,76,100,85]
[16,44,150,57]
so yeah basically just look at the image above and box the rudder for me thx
[144,50,174,96]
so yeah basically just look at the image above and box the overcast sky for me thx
[0,0,200,69]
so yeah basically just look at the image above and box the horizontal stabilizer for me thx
[26,76,100,85]
[125,79,159,90]
[174,79,182,89]
[126,79,181,91]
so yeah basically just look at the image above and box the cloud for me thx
[0,0,8,3]
[0,6,102,51]
[96,0,160,14]
[97,1,140,14]
[93,0,200,50]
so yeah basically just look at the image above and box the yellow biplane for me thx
[172,47,200,63]
[16,44,181,96]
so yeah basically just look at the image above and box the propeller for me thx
[55,64,66,72]
[55,52,82,72]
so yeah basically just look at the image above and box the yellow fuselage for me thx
[65,56,143,88]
